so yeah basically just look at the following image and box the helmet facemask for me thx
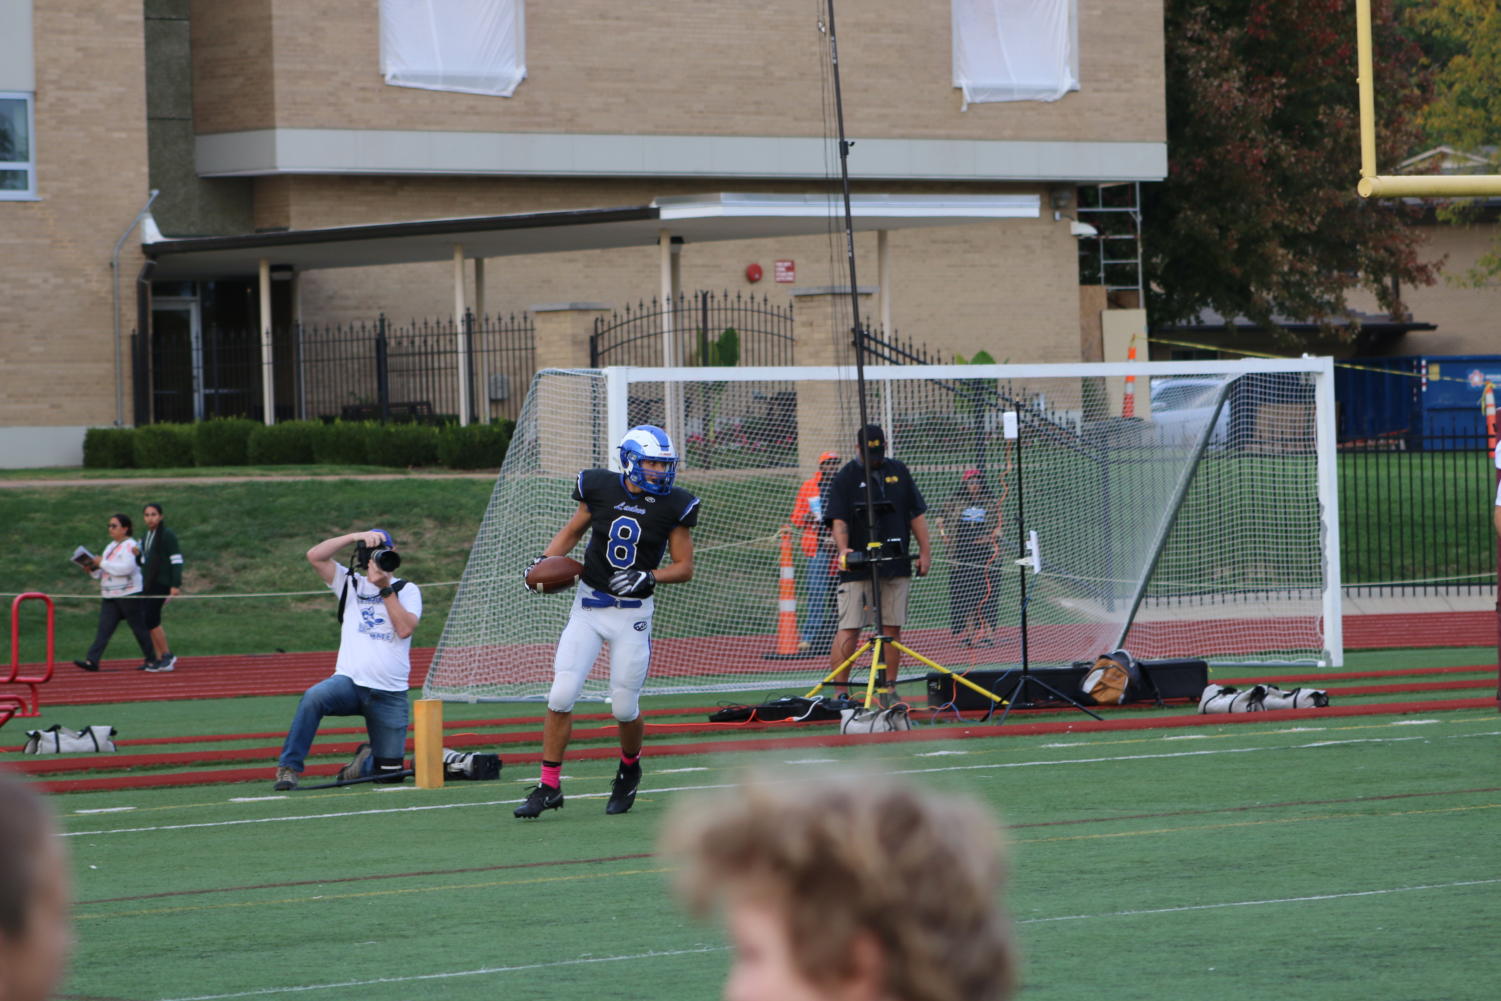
[618,424,679,496]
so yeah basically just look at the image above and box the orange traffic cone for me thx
[1123,340,1138,418]
[774,529,801,656]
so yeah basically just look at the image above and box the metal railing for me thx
[591,290,795,368]
[136,312,535,425]
[1338,432,1498,596]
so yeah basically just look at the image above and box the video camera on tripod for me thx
[840,537,909,571]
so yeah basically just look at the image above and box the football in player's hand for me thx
[525,556,584,594]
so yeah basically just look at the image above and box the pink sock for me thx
[621,751,641,767]
[540,762,563,788]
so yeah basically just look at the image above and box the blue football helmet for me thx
[618,424,678,496]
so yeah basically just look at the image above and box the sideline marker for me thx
[414,698,443,789]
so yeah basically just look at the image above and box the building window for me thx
[952,0,1079,109]
[379,0,526,98]
[0,92,34,198]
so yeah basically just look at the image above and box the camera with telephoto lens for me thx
[353,540,401,573]
[843,537,907,569]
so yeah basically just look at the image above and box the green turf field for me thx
[53,710,1500,1001]
[22,645,1500,1001]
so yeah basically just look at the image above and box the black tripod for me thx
[799,0,1005,716]
[987,411,1101,723]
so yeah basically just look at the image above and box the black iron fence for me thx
[591,290,795,368]
[1338,433,1498,596]
[134,312,535,425]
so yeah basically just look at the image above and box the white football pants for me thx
[547,589,655,721]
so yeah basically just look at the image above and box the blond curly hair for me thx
[662,772,1017,1001]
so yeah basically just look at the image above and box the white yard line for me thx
[63,726,1500,839]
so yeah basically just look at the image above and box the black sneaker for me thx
[73,659,99,672]
[137,659,157,671]
[147,652,177,673]
[605,761,641,815]
[513,783,563,819]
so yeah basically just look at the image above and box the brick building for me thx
[2,0,1170,466]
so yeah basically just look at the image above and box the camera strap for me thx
[337,572,406,625]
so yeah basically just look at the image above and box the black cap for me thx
[857,424,886,461]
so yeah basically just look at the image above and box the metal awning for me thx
[143,192,1040,279]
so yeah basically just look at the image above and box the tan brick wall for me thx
[0,1,150,430]
[189,0,275,134]
[1347,222,1501,358]
[194,0,1164,144]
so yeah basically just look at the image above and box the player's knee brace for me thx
[374,756,405,783]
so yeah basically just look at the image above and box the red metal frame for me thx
[3,592,55,726]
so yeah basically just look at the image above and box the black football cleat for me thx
[605,761,641,815]
[513,783,564,819]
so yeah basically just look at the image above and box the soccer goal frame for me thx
[423,357,1342,705]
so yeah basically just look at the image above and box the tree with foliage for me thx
[1143,0,1438,335]
[1405,0,1501,284]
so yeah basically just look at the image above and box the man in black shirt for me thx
[824,424,931,700]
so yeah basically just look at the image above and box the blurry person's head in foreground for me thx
[0,772,72,1001]
[663,772,1016,1001]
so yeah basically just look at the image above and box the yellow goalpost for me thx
[1355,0,1501,199]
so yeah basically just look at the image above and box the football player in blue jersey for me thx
[515,424,701,819]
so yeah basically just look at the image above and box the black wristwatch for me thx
[378,585,395,598]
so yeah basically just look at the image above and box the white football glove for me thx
[609,568,655,598]
[523,555,545,593]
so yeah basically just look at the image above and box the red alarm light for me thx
[745,263,763,283]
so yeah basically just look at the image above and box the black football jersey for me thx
[572,469,701,591]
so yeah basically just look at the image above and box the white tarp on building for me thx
[380,0,526,98]
[952,0,1077,109]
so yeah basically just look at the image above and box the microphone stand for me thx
[990,411,1100,722]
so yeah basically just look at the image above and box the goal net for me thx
[424,359,1341,703]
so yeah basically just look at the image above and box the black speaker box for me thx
[925,659,1207,710]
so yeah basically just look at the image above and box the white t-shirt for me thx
[328,563,423,692]
[94,539,143,598]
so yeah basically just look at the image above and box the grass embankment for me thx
[5,474,496,662]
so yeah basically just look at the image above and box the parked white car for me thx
[1149,377,1232,446]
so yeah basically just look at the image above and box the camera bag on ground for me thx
[708,695,845,723]
[23,724,117,754]
[442,748,502,780]
[1259,685,1329,709]
[1080,649,1146,705]
[839,704,912,734]
[1198,684,1268,713]
[1199,683,1331,714]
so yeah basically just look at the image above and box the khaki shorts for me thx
[835,576,911,630]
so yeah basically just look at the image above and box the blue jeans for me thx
[799,546,838,649]
[277,674,410,775]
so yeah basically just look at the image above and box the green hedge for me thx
[132,424,196,468]
[246,421,321,465]
[368,423,440,467]
[192,418,258,466]
[83,428,136,468]
[313,421,377,465]
[438,421,514,469]
[83,419,513,469]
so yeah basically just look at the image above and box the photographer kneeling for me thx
[273,530,422,791]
